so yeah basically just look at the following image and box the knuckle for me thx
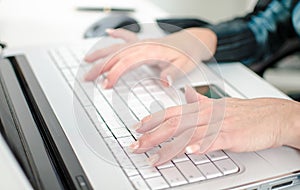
[165,117,180,128]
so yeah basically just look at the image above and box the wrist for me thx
[284,100,300,149]
[185,28,217,58]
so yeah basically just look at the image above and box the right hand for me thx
[84,28,217,89]
[129,86,300,166]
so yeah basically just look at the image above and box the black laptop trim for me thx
[0,55,92,190]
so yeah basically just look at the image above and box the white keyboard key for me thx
[70,67,80,75]
[144,85,162,93]
[74,85,91,106]
[117,136,135,147]
[130,175,150,190]
[172,154,189,163]
[214,159,239,175]
[145,147,160,156]
[104,137,118,148]
[93,96,116,118]
[131,130,142,139]
[122,117,139,127]
[160,167,187,187]
[114,84,129,93]
[127,101,149,119]
[146,176,169,190]
[105,118,125,129]
[80,81,95,92]
[130,154,149,168]
[124,167,139,177]
[116,153,132,168]
[123,147,137,157]
[61,69,74,80]
[96,124,112,138]
[111,128,132,138]
[175,161,205,183]
[207,151,228,161]
[132,84,149,94]
[100,88,114,100]
[138,167,161,179]
[109,142,123,155]
[148,102,163,114]
[109,94,127,111]
[50,51,67,68]
[188,154,210,165]
[157,161,174,169]
[197,162,223,179]
[151,92,177,108]
[66,79,76,87]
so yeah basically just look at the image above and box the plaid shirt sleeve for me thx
[208,0,299,65]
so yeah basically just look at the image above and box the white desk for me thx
[0,0,167,48]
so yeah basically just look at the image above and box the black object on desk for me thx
[77,7,135,13]
[84,14,140,38]
[156,18,211,33]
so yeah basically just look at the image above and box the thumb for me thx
[185,85,208,103]
[106,28,138,43]
[159,59,187,87]
[160,58,198,87]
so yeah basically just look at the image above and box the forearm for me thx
[158,27,217,63]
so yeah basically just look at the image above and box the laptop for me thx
[1,36,300,190]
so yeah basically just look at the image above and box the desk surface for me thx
[0,0,167,48]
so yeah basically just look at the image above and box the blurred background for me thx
[0,0,299,99]
[151,0,257,23]
[151,0,300,99]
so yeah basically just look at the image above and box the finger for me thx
[135,102,202,133]
[84,61,106,81]
[103,53,153,89]
[184,85,208,104]
[84,28,137,63]
[148,128,198,166]
[84,54,120,81]
[128,122,177,154]
[84,44,124,63]
[84,45,139,82]
[186,135,228,155]
[160,58,196,87]
[185,123,227,154]
[130,110,214,154]
[106,28,139,43]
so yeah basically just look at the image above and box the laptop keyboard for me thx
[49,46,239,190]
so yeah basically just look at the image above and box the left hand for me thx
[129,86,300,166]
[84,28,217,88]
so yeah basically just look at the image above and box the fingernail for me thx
[105,28,114,34]
[184,85,191,92]
[166,75,173,86]
[185,144,200,154]
[128,141,140,153]
[132,122,142,131]
[142,115,152,123]
[148,154,160,166]
[102,79,109,89]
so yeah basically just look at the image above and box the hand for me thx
[129,86,300,166]
[84,28,217,88]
